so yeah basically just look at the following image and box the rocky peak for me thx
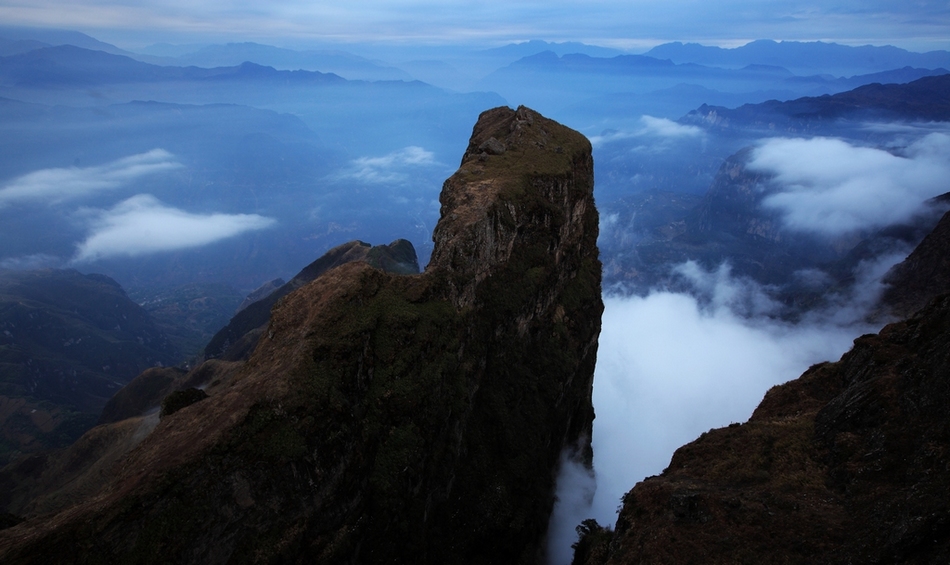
[0,106,602,565]
[430,105,595,309]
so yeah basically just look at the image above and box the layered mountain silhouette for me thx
[600,74,950,316]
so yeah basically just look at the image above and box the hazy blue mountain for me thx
[598,74,950,302]
[478,51,943,121]
[130,42,414,81]
[480,39,623,59]
[683,74,950,134]
[0,26,129,56]
[646,40,950,76]
[0,45,347,88]
[0,45,504,295]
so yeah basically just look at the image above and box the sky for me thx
[1,0,948,52]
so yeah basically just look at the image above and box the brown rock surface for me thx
[0,106,602,565]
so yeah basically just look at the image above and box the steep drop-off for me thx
[575,217,950,564]
[0,105,602,564]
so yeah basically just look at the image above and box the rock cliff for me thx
[0,106,602,565]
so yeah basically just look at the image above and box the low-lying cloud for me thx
[339,146,439,184]
[748,134,950,236]
[589,115,704,147]
[546,256,900,563]
[0,149,182,207]
[72,194,275,262]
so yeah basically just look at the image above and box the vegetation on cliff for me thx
[0,106,602,565]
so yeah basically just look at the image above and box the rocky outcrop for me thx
[0,106,601,564]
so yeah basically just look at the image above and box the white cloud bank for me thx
[72,194,275,262]
[546,256,903,563]
[0,149,182,207]
[748,134,950,236]
[340,146,439,184]
[589,115,704,147]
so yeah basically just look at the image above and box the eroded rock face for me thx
[0,106,601,565]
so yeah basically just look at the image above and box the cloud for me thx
[546,442,596,565]
[639,115,704,138]
[561,257,897,539]
[589,116,704,148]
[748,134,950,236]
[339,146,439,184]
[2,0,948,51]
[71,194,275,262]
[0,253,63,270]
[0,150,182,208]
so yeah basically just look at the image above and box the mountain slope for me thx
[0,106,602,564]
[204,239,420,361]
[0,269,177,464]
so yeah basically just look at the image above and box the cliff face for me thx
[0,106,602,565]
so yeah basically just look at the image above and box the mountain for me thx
[164,43,414,81]
[0,45,347,87]
[599,73,950,303]
[574,214,950,565]
[881,208,950,318]
[685,74,950,134]
[128,283,245,360]
[0,26,129,56]
[0,106,603,564]
[480,40,623,60]
[205,239,420,361]
[646,39,950,76]
[0,269,178,465]
[477,51,946,120]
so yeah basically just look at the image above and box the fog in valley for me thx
[2,21,950,563]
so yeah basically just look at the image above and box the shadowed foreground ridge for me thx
[0,105,602,564]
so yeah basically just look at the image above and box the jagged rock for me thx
[0,106,601,565]
[478,136,506,155]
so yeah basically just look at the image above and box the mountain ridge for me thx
[0,106,603,565]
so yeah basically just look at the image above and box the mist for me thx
[545,253,904,563]
[72,194,276,262]
[750,134,950,236]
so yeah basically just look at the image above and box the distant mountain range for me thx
[599,74,950,314]
[646,39,950,75]
[684,74,950,133]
